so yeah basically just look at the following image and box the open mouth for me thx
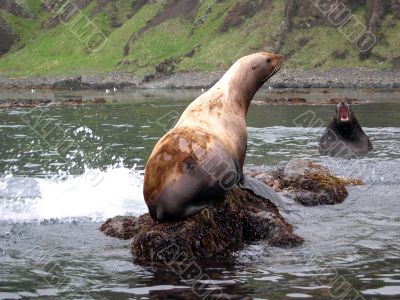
[339,106,350,122]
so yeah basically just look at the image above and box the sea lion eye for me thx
[266,58,272,63]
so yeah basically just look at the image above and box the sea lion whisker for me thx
[262,65,280,83]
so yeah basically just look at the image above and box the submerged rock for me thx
[253,97,307,105]
[249,159,363,206]
[51,77,91,90]
[101,187,303,263]
[0,97,106,109]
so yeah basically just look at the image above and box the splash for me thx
[0,165,147,223]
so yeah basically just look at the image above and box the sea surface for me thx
[0,88,399,300]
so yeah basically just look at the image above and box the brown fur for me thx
[144,127,211,207]
[144,52,284,222]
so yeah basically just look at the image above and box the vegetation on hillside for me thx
[0,0,399,77]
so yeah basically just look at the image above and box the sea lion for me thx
[319,102,372,157]
[144,52,284,222]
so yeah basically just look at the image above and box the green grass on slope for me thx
[24,0,42,16]
[0,0,398,77]
[0,1,164,76]
[123,0,286,75]
[281,5,395,69]
[0,10,41,53]
[372,14,400,65]
[0,0,287,76]
[122,0,235,74]
[179,0,286,71]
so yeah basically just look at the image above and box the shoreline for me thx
[1,67,400,90]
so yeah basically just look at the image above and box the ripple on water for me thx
[1,101,400,299]
[362,286,400,296]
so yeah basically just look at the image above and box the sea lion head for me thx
[226,52,284,102]
[247,52,284,86]
[335,102,353,124]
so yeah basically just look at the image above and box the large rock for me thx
[0,16,15,55]
[249,160,363,207]
[101,187,304,263]
[51,77,90,90]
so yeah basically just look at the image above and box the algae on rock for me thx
[101,187,303,263]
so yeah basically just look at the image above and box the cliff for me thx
[0,0,399,77]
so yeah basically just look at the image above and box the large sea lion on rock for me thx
[319,102,372,157]
[144,52,284,222]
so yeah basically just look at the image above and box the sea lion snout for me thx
[261,52,284,66]
[271,54,284,73]
[271,54,284,67]
[256,52,284,83]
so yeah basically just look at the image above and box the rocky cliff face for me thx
[0,16,14,56]
[391,0,400,17]
[287,0,396,32]
[0,0,33,18]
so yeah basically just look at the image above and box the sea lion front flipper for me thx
[239,175,290,214]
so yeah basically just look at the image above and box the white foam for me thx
[0,166,147,223]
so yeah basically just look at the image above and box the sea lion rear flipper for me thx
[239,175,290,214]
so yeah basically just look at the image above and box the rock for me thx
[391,0,400,18]
[2,68,400,90]
[321,97,361,105]
[249,160,363,207]
[391,56,400,71]
[338,176,364,186]
[331,49,349,60]
[101,187,303,263]
[0,99,52,109]
[0,97,107,109]
[51,77,90,90]
[0,16,15,56]
[42,0,92,29]
[61,98,84,105]
[287,97,307,104]
[253,97,307,105]
[0,0,33,18]
[219,0,270,32]
[366,0,385,34]
[100,216,139,239]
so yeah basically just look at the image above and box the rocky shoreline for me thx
[1,67,400,90]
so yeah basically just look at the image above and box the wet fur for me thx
[319,103,372,156]
[144,52,283,222]
[143,127,238,221]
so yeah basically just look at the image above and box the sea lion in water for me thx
[144,52,284,222]
[319,102,372,156]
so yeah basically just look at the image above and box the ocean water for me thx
[0,88,399,299]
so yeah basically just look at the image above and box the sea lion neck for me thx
[214,61,262,116]
[334,116,363,140]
